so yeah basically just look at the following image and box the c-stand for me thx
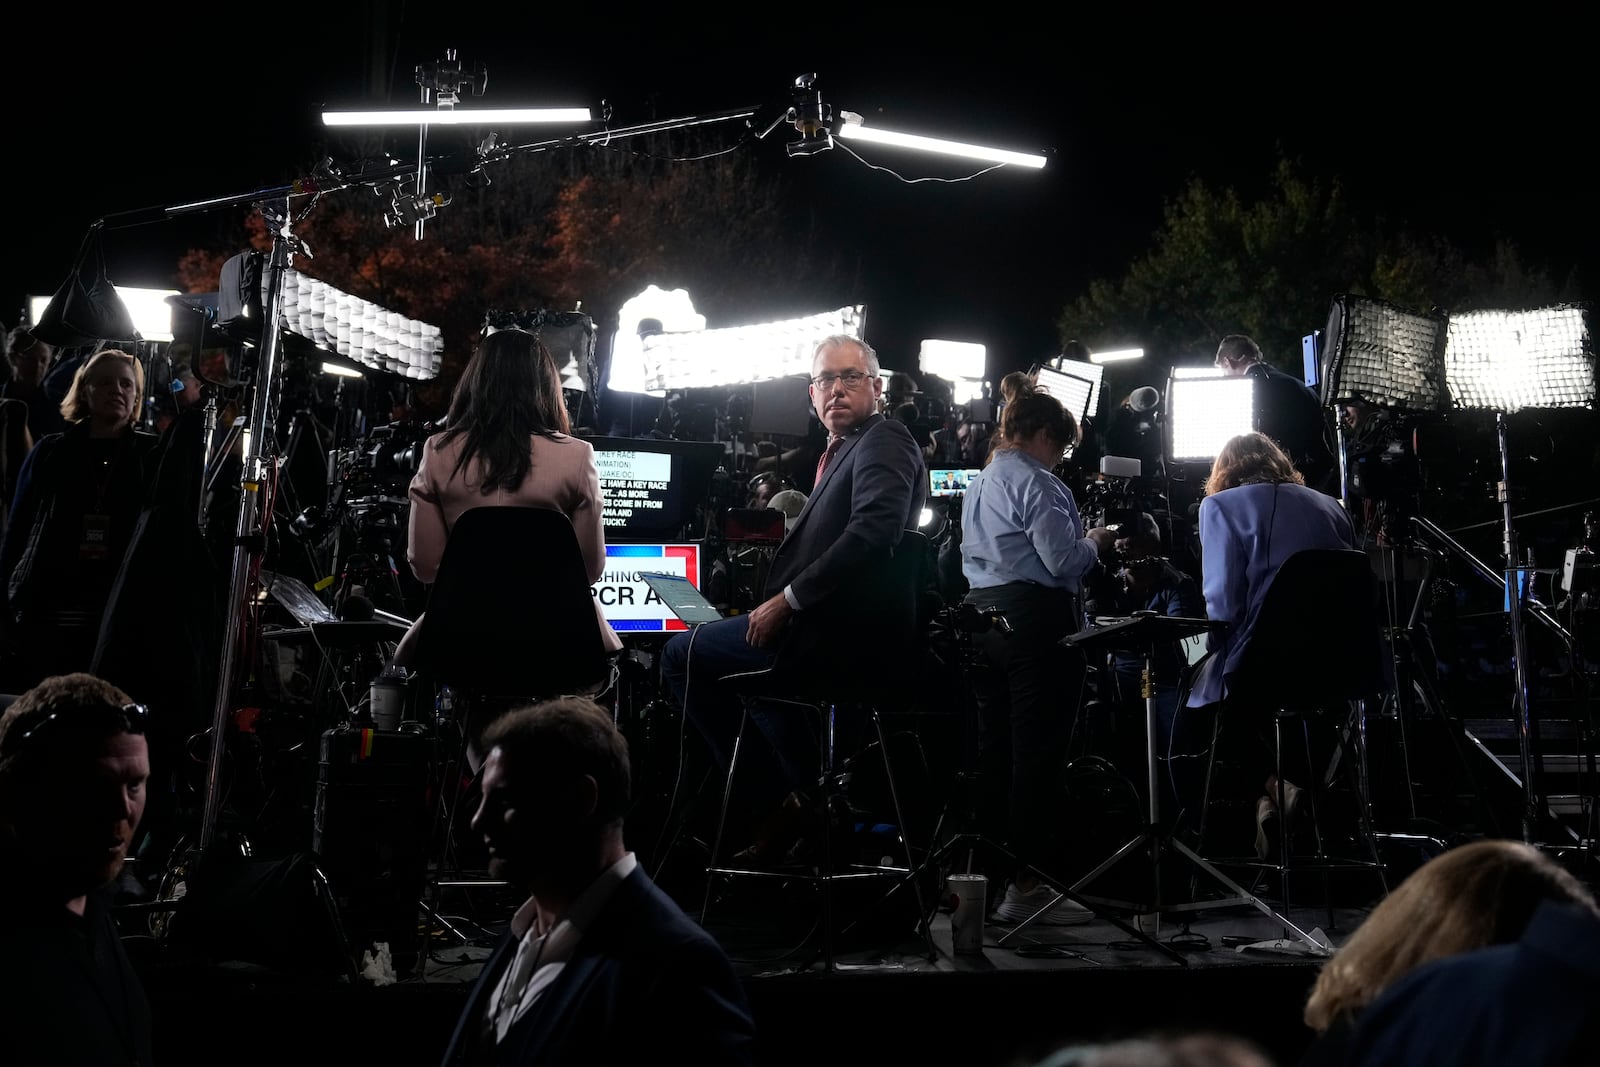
[1035,613,1331,956]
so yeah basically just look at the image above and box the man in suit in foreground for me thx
[438,696,755,1066]
[660,333,927,862]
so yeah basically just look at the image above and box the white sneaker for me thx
[990,881,1094,926]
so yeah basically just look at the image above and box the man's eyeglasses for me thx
[1,702,149,758]
[810,370,874,390]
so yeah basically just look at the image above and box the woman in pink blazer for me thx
[395,329,622,678]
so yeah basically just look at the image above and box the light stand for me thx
[1441,303,1594,846]
[200,205,294,853]
[1010,614,1332,956]
[1318,299,1593,851]
[860,603,1185,964]
[1495,411,1545,843]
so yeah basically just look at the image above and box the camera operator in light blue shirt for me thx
[959,375,1114,925]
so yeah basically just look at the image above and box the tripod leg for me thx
[699,709,749,924]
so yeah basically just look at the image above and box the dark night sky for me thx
[9,9,1594,384]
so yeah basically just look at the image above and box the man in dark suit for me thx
[438,696,756,1067]
[659,334,926,861]
[1215,333,1338,495]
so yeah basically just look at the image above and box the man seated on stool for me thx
[660,335,926,864]
[438,696,756,1066]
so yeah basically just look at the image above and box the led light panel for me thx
[1168,375,1255,463]
[1031,365,1094,424]
[278,269,443,379]
[1444,304,1594,413]
[920,339,987,381]
[639,305,866,390]
[1320,293,1449,411]
[1049,358,1105,419]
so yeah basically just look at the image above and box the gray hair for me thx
[813,334,879,377]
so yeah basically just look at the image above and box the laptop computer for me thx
[638,571,726,627]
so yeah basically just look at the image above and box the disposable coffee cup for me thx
[947,873,988,955]
[1135,911,1160,937]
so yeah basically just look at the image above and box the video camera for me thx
[337,422,431,499]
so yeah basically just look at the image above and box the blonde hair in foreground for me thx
[1303,838,1599,1032]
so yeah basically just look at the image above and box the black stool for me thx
[698,531,938,970]
[699,675,931,970]
[409,507,615,952]
[1197,548,1390,932]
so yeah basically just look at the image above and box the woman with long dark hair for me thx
[394,329,621,675]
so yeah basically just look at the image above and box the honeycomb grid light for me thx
[1444,304,1594,413]
[1320,293,1450,412]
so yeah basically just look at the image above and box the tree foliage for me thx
[1058,155,1573,372]
[178,131,849,416]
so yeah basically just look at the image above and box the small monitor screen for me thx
[589,436,724,540]
[930,468,981,498]
[592,543,703,633]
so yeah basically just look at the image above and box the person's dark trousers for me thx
[964,583,1085,879]
[1167,696,1282,846]
[659,613,818,794]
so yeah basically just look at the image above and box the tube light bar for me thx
[836,115,1046,169]
[322,107,592,127]
[1089,347,1144,364]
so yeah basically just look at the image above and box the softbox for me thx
[32,226,139,347]
[1320,294,1449,412]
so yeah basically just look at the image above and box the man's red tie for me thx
[814,435,843,487]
